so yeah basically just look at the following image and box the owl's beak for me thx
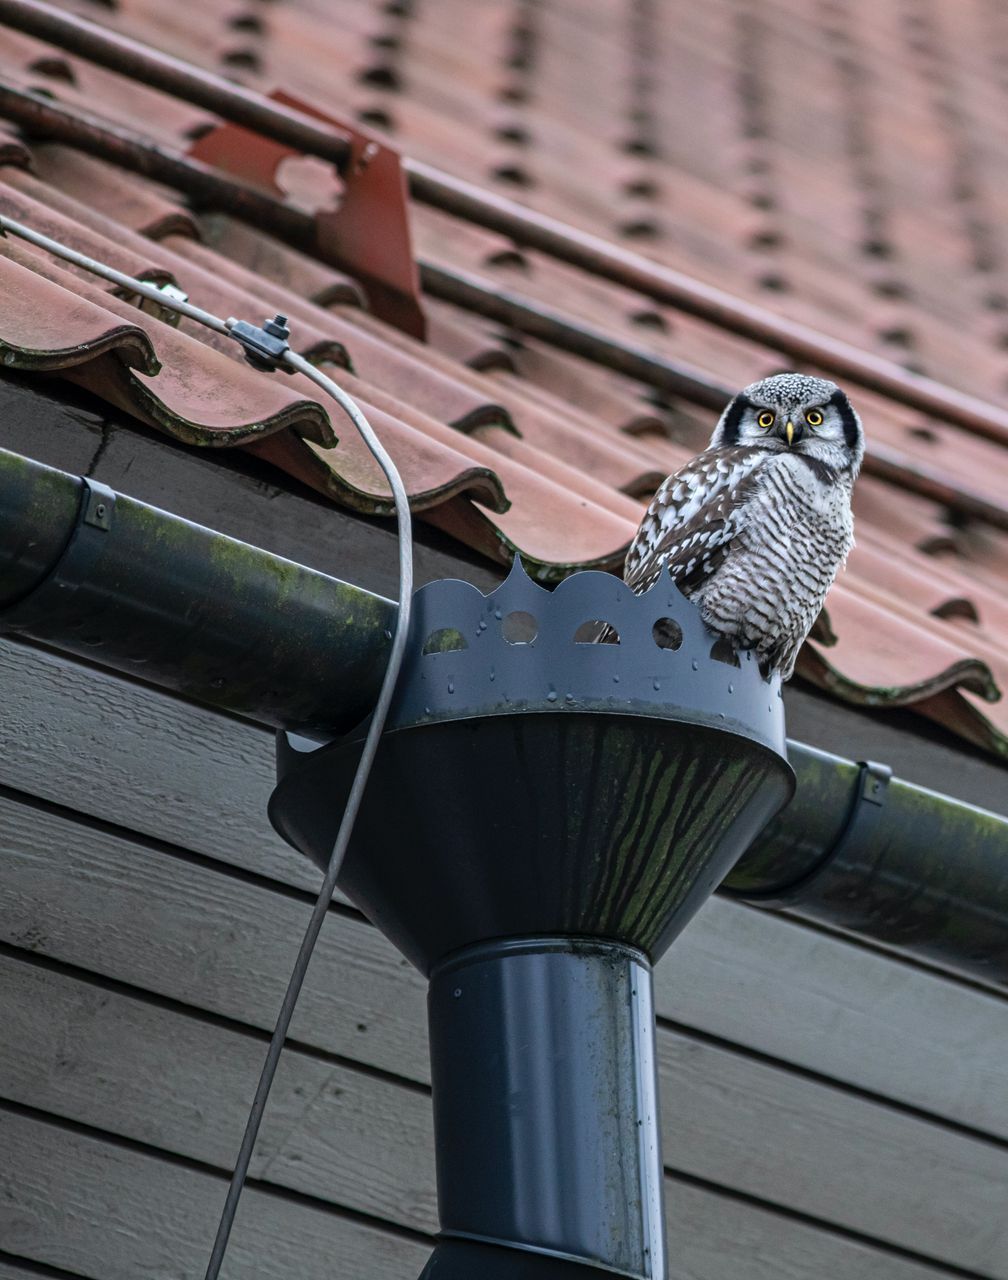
[784,420,802,446]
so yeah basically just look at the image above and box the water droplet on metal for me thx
[547,690,558,702]
[424,705,431,715]
[494,607,502,620]
[447,681,455,694]
[691,660,699,671]
[612,674,620,683]
[728,682,734,694]
[489,668,495,682]
[653,679,660,691]
[564,693,574,703]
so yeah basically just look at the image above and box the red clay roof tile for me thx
[0,0,1006,761]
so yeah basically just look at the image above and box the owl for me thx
[625,372,864,679]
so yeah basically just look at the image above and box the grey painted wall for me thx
[2,375,1007,1278]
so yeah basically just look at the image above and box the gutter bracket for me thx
[0,476,115,631]
[741,760,892,909]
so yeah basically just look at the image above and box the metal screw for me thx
[263,314,290,341]
[356,141,380,173]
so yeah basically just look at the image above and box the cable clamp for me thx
[227,313,294,373]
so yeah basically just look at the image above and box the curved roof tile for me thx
[0,3,1005,761]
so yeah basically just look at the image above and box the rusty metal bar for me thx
[1,82,1006,529]
[408,164,1008,449]
[0,0,352,169]
[420,262,1008,531]
[3,0,1008,451]
[420,260,729,409]
[0,81,313,239]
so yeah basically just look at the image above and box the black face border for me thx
[720,393,752,445]
[829,387,860,449]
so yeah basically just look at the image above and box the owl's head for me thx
[709,372,864,474]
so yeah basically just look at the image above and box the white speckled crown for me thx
[743,372,839,408]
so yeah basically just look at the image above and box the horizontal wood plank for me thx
[0,1102,968,1280]
[0,1107,429,1280]
[2,835,1008,1276]
[0,792,431,1079]
[0,637,317,891]
[0,1264,86,1280]
[0,953,439,1235]
[662,900,1008,1139]
[2,638,1008,1150]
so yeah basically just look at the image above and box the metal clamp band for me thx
[739,759,892,909]
[0,476,116,633]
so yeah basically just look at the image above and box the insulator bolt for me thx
[263,314,290,340]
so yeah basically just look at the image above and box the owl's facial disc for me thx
[711,372,864,474]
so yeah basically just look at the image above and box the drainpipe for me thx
[1,446,1006,986]
[270,562,796,1277]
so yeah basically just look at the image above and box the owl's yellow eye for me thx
[806,408,824,427]
[757,411,775,429]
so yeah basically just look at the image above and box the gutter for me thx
[0,447,395,734]
[1,446,1005,984]
[726,743,1008,983]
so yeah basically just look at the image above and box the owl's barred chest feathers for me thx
[699,454,854,662]
[624,373,864,680]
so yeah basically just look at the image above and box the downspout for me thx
[1,445,1006,986]
[270,561,797,1278]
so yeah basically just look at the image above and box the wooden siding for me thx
[1,384,1008,1278]
[3,635,1008,1278]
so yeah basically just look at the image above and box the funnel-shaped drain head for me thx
[271,561,794,973]
[270,563,794,1280]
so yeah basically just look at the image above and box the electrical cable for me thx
[0,215,233,333]
[0,213,415,1279]
[200,349,412,1280]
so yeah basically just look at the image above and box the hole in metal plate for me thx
[652,618,683,650]
[502,611,538,644]
[423,628,468,655]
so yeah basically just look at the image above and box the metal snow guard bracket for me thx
[189,89,424,338]
[270,560,795,974]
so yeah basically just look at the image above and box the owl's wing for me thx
[625,446,768,594]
